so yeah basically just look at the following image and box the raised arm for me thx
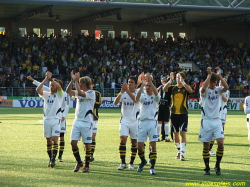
[66,70,76,97]
[75,72,86,97]
[36,72,50,96]
[180,74,193,94]
[28,76,50,92]
[163,72,174,92]
[136,75,146,101]
[217,67,229,93]
[146,73,158,96]
[201,67,212,95]
[114,83,127,105]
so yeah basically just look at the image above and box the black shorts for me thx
[158,105,170,122]
[171,113,188,132]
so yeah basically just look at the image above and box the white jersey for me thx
[244,96,250,118]
[62,92,70,118]
[200,87,223,119]
[220,90,230,117]
[138,93,160,121]
[39,91,63,120]
[74,90,95,122]
[34,80,70,118]
[120,90,140,123]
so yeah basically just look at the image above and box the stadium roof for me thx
[0,0,250,26]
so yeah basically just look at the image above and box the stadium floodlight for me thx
[12,5,53,21]
[193,13,250,27]
[117,9,122,20]
[74,8,122,23]
[48,6,53,18]
[136,11,186,26]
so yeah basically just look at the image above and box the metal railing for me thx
[0,87,121,97]
[0,87,248,98]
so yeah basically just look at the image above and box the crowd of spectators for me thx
[0,30,249,97]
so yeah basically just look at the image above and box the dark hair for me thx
[177,72,186,80]
[210,72,218,82]
[53,78,63,89]
[129,76,137,84]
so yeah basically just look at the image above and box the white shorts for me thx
[71,119,92,143]
[43,119,61,138]
[92,120,98,134]
[198,118,224,142]
[120,121,138,139]
[138,119,158,143]
[60,119,67,134]
[247,119,250,141]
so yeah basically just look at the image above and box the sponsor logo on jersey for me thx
[153,135,158,138]
[55,130,60,133]
[87,137,92,140]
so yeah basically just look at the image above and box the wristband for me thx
[119,92,124,96]
[49,78,53,82]
[167,80,172,84]
[182,81,186,85]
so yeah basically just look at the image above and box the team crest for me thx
[54,95,56,98]
[199,135,201,138]
[215,91,218,94]
[151,97,153,99]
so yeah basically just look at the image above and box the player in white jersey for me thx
[114,76,139,170]
[198,67,229,175]
[66,71,95,173]
[135,73,160,175]
[209,78,230,155]
[219,79,230,129]
[36,71,64,168]
[27,76,70,162]
[243,96,250,141]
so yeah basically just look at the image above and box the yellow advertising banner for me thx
[1,99,13,107]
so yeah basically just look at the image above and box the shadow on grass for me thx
[1,157,250,187]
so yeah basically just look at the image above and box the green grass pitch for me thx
[0,108,249,187]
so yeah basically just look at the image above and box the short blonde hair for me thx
[80,76,92,89]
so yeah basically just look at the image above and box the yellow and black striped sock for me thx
[72,147,82,164]
[52,144,58,160]
[47,144,52,159]
[216,147,224,167]
[149,151,157,169]
[91,140,96,156]
[130,146,137,164]
[58,140,65,158]
[203,148,210,170]
[119,144,126,164]
[85,148,92,167]
[209,141,215,150]
[138,150,146,163]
